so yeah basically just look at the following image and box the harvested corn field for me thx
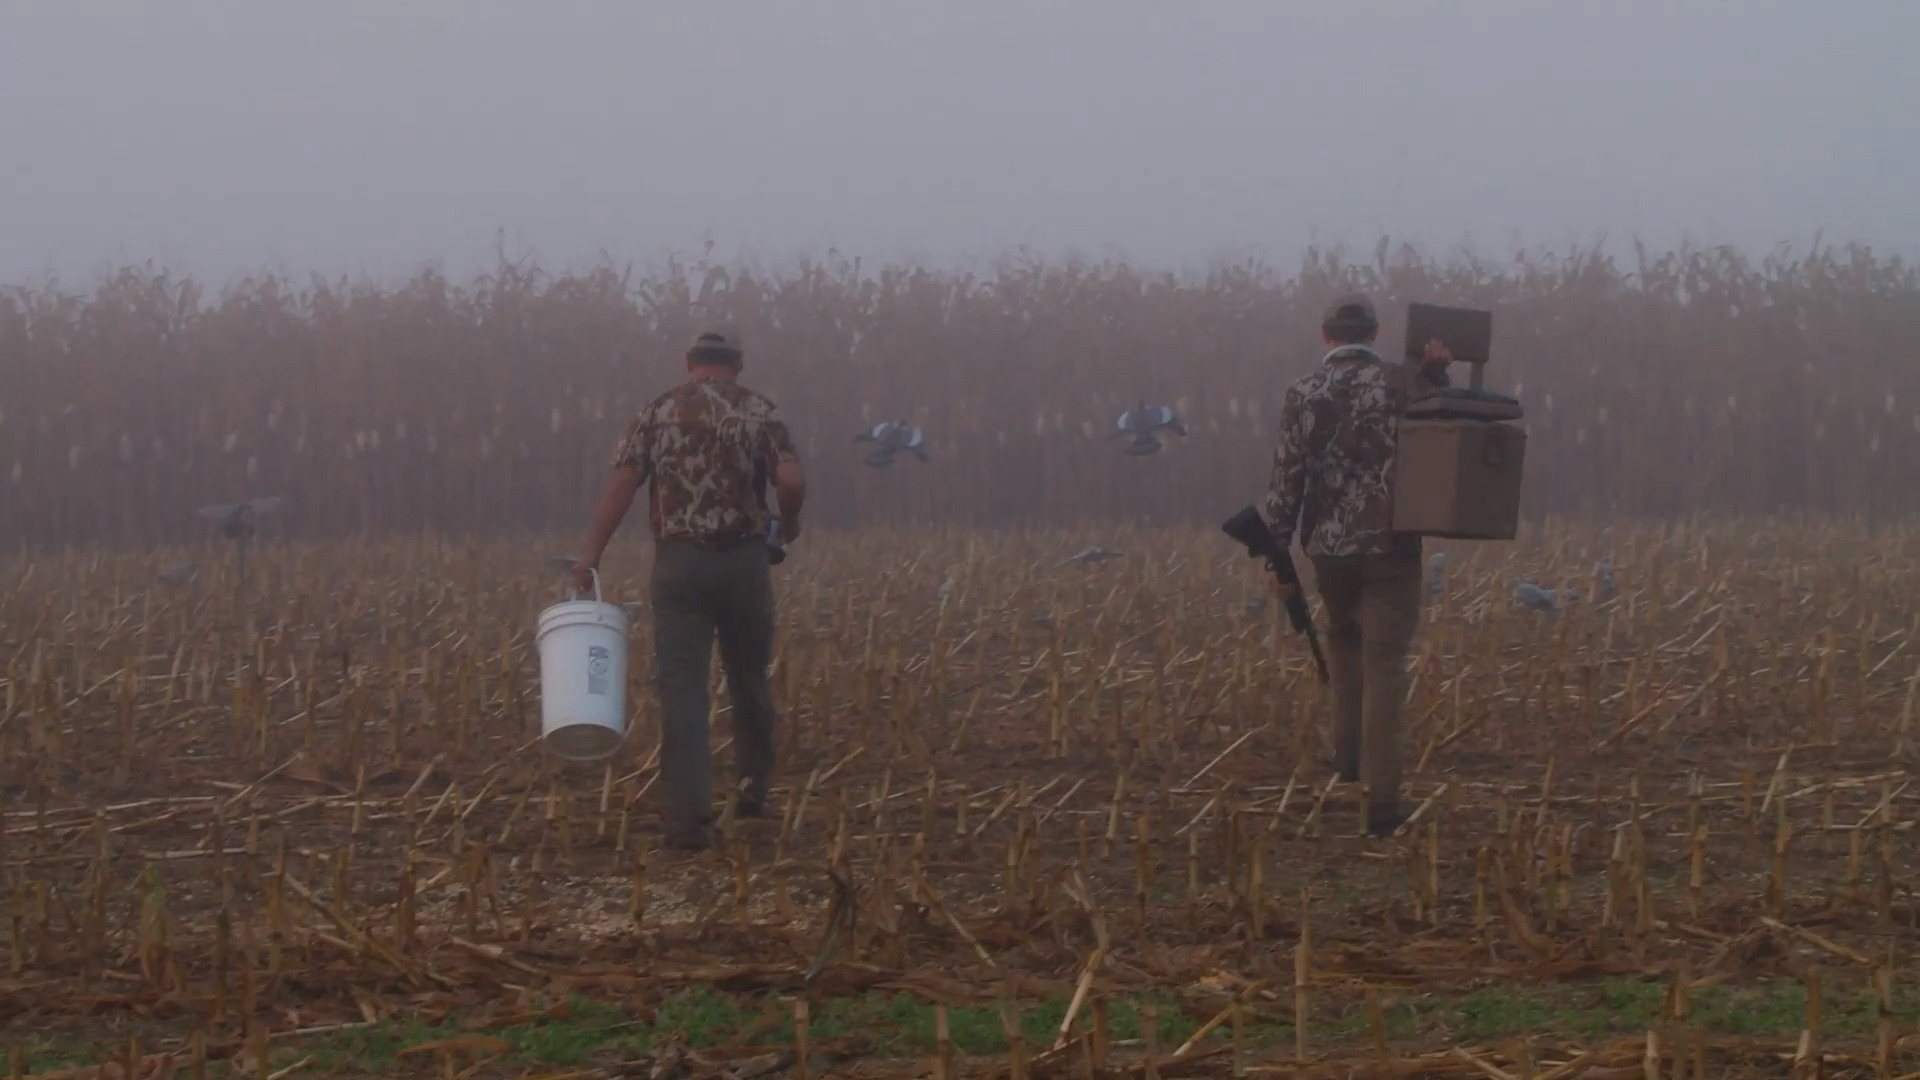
[1,517,1916,1078]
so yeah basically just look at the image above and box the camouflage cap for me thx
[1321,292,1378,332]
[686,328,744,361]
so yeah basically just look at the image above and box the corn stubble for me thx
[0,513,1913,1076]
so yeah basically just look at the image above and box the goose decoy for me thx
[853,421,929,468]
[157,561,199,588]
[1515,580,1566,614]
[1593,559,1617,602]
[1428,551,1446,596]
[1062,545,1124,566]
[1109,403,1186,456]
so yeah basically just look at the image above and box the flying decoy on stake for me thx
[196,496,283,590]
[853,421,929,468]
[199,496,283,540]
[1110,403,1187,456]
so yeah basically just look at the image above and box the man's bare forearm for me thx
[775,461,806,524]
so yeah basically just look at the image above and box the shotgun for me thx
[1221,505,1328,682]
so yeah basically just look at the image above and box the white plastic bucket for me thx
[536,569,632,761]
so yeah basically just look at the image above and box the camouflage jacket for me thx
[1261,345,1450,559]
[611,376,800,543]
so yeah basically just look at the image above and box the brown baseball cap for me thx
[687,329,743,359]
[1321,292,1378,331]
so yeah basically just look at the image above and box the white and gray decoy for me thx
[1110,403,1186,456]
[854,421,929,468]
[1515,580,1571,614]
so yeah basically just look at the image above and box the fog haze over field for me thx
[3,0,1916,283]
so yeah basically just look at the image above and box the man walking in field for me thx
[1261,294,1452,837]
[572,329,806,852]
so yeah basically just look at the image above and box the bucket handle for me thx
[567,566,603,604]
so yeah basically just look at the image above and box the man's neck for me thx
[1322,342,1380,363]
[688,365,740,383]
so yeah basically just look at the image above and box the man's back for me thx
[1265,344,1435,559]
[612,377,794,543]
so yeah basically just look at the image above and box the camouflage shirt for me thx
[611,377,799,543]
[1261,345,1450,559]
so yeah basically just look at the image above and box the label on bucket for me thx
[587,645,611,696]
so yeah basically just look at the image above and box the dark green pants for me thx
[650,539,778,835]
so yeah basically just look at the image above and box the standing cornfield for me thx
[2,241,1918,549]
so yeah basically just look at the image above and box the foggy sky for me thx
[3,1,1915,285]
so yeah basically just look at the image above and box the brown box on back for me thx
[1391,302,1526,540]
[1392,418,1526,540]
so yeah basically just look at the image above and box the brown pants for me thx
[1311,554,1424,812]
